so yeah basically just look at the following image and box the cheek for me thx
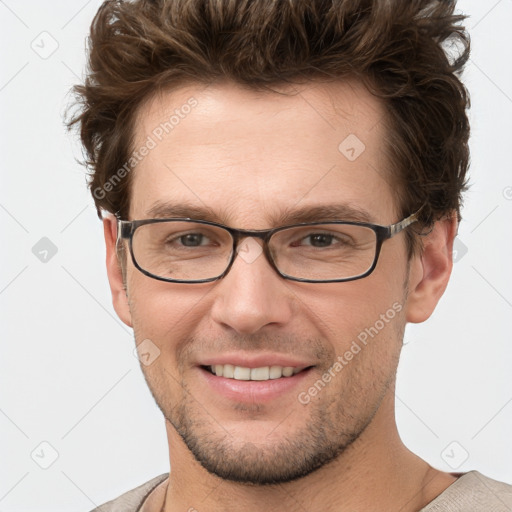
[127,271,212,359]
[331,306,405,393]
[292,274,405,346]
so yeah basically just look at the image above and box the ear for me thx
[405,211,458,323]
[103,215,133,327]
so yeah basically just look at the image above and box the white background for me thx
[0,1,511,510]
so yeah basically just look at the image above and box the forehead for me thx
[129,80,396,226]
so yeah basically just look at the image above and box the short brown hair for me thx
[68,0,471,258]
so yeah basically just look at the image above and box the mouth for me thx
[197,355,316,403]
[202,364,311,381]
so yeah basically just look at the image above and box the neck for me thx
[158,389,456,512]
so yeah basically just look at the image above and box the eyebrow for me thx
[145,201,376,226]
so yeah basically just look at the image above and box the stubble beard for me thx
[141,357,395,486]
[134,270,409,485]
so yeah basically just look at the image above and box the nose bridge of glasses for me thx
[227,227,278,273]
[229,227,273,254]
[230,226,272,241]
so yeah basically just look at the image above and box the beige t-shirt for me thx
[90,471,512,511]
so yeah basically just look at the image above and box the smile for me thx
[206,364,308,381]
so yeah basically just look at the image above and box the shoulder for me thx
[421,471,512,512]
[88,473,169,512]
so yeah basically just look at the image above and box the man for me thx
[69,0,512,510]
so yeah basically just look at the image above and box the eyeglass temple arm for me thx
[116,219,132,248]
[389,204,425,237]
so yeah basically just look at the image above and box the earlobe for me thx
[405,212,458,324]
[103,215,133,327]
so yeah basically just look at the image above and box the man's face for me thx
[117,80,414,484]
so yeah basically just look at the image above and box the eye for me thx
[164,231,219,249]
[171,232,212,247]
[290,231,354,249]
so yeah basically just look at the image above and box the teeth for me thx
[282,367,294,377]
[234,366,251,380]
[222,364,234,378]
[269,366,283,379]
[251,367,269,380]
[210,364,304,381]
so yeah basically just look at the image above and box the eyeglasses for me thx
[116,206,423,284]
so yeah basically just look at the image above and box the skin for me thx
[103,80,459,511]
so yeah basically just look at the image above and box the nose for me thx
[210,237,294,335]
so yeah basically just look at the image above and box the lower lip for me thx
[198,366,312,404]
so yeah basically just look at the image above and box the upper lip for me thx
[197,352,315,369]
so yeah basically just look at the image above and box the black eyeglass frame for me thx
[116,205,424,284]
